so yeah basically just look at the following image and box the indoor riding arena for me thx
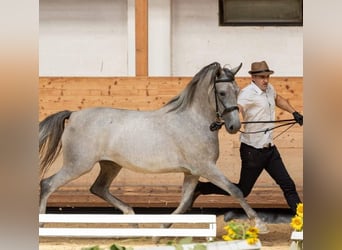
[39,1,303,249]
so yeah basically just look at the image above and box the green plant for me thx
[81,246,102,250]
[81,244,133,250]
[168,237,207,250]
[222,220,259,245]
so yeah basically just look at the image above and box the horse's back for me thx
[64,107,149,144]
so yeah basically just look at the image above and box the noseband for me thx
[210,75,239,131]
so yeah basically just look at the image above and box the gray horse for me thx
[39,62,267,232]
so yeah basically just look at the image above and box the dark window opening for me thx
[219,0,303,26]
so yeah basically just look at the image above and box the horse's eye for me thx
[219,92,226,97]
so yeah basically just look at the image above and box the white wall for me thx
[39,0,128,76]
[171,0,303,76]
[148,0,171,76]
[39,0,303,77]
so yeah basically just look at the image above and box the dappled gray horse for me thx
[39,62,267,231]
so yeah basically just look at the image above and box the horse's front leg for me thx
[200,164,269,233]
[151,174,199,243]
[161,173,199,227]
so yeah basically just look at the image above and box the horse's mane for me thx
[165,62,220,113]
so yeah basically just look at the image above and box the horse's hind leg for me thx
[39,161,95,214]
[90,160,135,215]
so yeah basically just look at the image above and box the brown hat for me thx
[248,61,274,76]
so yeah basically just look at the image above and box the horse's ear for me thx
[230,63,243,76]
[214,62,222,76]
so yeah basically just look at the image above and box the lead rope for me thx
[239,119,297,140]
[273,122,296,140]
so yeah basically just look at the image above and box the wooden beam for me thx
[135,0,148,76]
[47,185,303,208]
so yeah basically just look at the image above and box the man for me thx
[195,61,303,214]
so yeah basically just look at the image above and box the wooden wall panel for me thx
[135,0,148,76]
[39,77,303,119]
[39,76,303,208]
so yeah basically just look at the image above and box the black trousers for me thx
[196,142,301,214]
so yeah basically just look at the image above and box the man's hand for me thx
[292,111,303,126]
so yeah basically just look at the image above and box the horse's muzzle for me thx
[224,121,241,134]
[223,110,241,134]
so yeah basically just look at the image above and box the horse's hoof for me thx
[152,236,161,243]
[255,220,269,234]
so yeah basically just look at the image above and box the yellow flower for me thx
[222,234,233,241]
[290,215,303,231]
[247,226,259,235]
[246,237,258,245]
[296,203,303,218]
[290,203,304,232]
[228,228,236,237]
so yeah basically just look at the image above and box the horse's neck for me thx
[192,82,216,121]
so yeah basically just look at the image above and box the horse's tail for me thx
[39,110,72,179]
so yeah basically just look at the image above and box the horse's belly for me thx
[124,164,186,174]
[114,158,186,173]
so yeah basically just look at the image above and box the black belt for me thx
[241,142,274,151]
[262,143,274,148]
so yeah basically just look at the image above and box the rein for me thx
[239,119,297,140]
[210,118,297,140]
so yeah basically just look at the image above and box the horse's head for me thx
[164,62,242,134]
[212,63,242,134]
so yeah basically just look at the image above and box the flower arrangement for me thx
[222,220,259,245]
[290,203,303,231]
[289,203,303,250]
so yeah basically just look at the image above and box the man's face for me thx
[252,74,270,92]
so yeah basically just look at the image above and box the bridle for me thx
[209,73,239,131]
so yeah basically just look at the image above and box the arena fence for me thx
[39,214,217,239]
